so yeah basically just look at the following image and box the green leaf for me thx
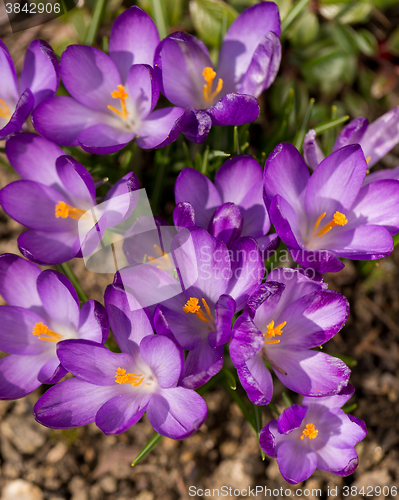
[252,404,265,460]
[355,29,378,56]
[281,0,311,36]
[320,1,372,25]
[84,0,107,46]
[56,262,88,303]
[393,232,399,247]
[293,97,315,152]
[189,0,238,48]
[291,10,319,47]
[282,392,293,408]
[313,115,350,135]
[222,367,236,390]
[343,403,357,414]
[150,0,168,39]
[387,26,399,56]
[131,432,163,466]
[327,352,357,367]
[332,24,359,55]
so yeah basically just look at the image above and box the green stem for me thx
[253,404,265,460]
[132,432,163,466]
[201,146,210,175]
[151,145,170,214]
[84,0,107,46]
[150,0,168,39]
[58,262,88,303]
[325,105,337,156]
[293,97,315,152]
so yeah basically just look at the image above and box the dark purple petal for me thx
[33,378,117,428]
[289,247,344,273]
[32,96,103,146]
[259,421,277,457]
[0,39,18,103]
[213,294,236,346]
[207,93,259,126]
[37,270,80,330]
[317,446,359,476]
[277,441,318,484]
[348,414,367,437]
[5,133,64,187]
[209,202,243,247]
[269,195,303,248]
[0,89,34,140]
[0,353,46,400]
[277,404,307,434]
[181,341,223,389]
[135,106,185,149]
[230,313,264,366]
[147,386,207,439]
[20,40,59,107]
[303,129,325,170]
[0,306,46,355]
[239,33,281,96]
[77,124,133,154]
[360,107,399,167]
[56,155,96,206]
[175,169,221,229]
[38,358,67,384]
[61,45,121,112]
[236,355,273,405]
[109,6,159,82]
[78,300,109,344]
[179,109,212,143]
[0,254,42,312]
[140,334,183,389]
[333,117,368,152]
[218,2,281,95]
[18,229,80,265]
[173,202,196,228]
[95,392,149,434]
[245,281,284,320]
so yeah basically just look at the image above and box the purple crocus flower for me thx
[264,143,399,272]
[33,285,207,438]
[0,133,139,265]
[304,108,399,175]
[230,268,350,405]
[173,155,277,252]
[32,7,184,154]
[154,2,281,142]
[0,254,108,400]
[259,385,367,484]
[0,39,59,140]
[119,227,265,389]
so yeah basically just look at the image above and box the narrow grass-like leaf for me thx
[233,126,240,155]
[393,232,399,246]
[223,380,254,429]
[150,0,168,39]
[325,105,337,156]
[84,0,107,46]
[252,403,265,460]
[182,142,194,170]
[293,97,315,152]
[131,432,164,466]
[281,0,311,36]
[282,392,293,408]
[57,262,88,303]
[343,403,357,414]
[313,115,350,135]
[222,367,236,390]
[201,145,210,175]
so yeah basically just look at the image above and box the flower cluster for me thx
[1,1,399,486]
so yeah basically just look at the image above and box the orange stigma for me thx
[0,98,11,119]
[300,423,318,440]
[264,320,286,345]
[313,211,348,237]
[55,201,86,220]
[115,367,144,386]
[108,85,129,120]
[32,322,63,342]
[183,297,214,324]
[202,67,223,103]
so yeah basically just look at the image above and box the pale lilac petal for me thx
[175,169,221,229]
[277,404,307,434]
[33,378,118,428]
[237,355,273,406]
[0,40,18,102]
[362,167,399,186]
[0,254,42,311]
[207,93,259,126]
[327,225,394,259]
[230,313,264,366]
[18,229,80,265]
[289,247,344,273]
[125,64,158,119]
[135,106,185,149]
[37,357,66,384]
[77,124,134,154]
[0,353,47,400]
[302,384,355,410]
[214,294,236,346]
[140,335,183,388]
[317,444,358,475]
[109,6,159,82]
[179,109,212,143]
[333,117,368,152]
[78,300,109,344]
[95,392,149,434]
[303,129,325,170]
[0,306,46,355]
[56,155,96,207]
[269,195,303,248]
[0,89,34,140]
[209,202,243,247]
[277,441,318,484]
[20,40,59,107]
[147,386,207,439]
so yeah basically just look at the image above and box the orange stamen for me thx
[55,201,86,220]
[264,320,286,345]
[0,98,11,119]
[202,67,223,103]
[183,297,214,324]
[300,423,318,440]
[108,85,129,120]
[32,322,63,342]
[313,211,348,237]
[115,367,144,387]
[146,244,173,272]
[365,156,371,165]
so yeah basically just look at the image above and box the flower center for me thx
[300,423,318,440]
[313,211,348,237]
[183,297,214,324]
[0,98,11,119]
[264,320,286,345]
[115,367,144,386]
[55,201,87,220]
[32,322,63,342]
[108,85,129,120]
[146,244,173,272]
[202,67,223,104]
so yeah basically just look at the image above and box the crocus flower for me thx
[119,227,264,389]
[230,268,350,405]
[0,254,108,400]
[259,385,367,484]
[304,108,399,183]
[154,2,281,142]
[32,7,184,154]
[0,39,59,140]
[173,155,277,252]
[33,285,207,438]
[0,133,139,265]
[264,143,399,272]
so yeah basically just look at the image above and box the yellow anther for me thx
[146,244,173,272]
[264,320,286,345]
[313,211,348,237]
[115,367,144,387]
[0,98,11,120]
[300,423,318,440]
[108,84,129,120]
[32,322,63,342]
[55,201,86,220]
[202,66,223,103]
[365,156,371,165]
[183,297,214,324]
